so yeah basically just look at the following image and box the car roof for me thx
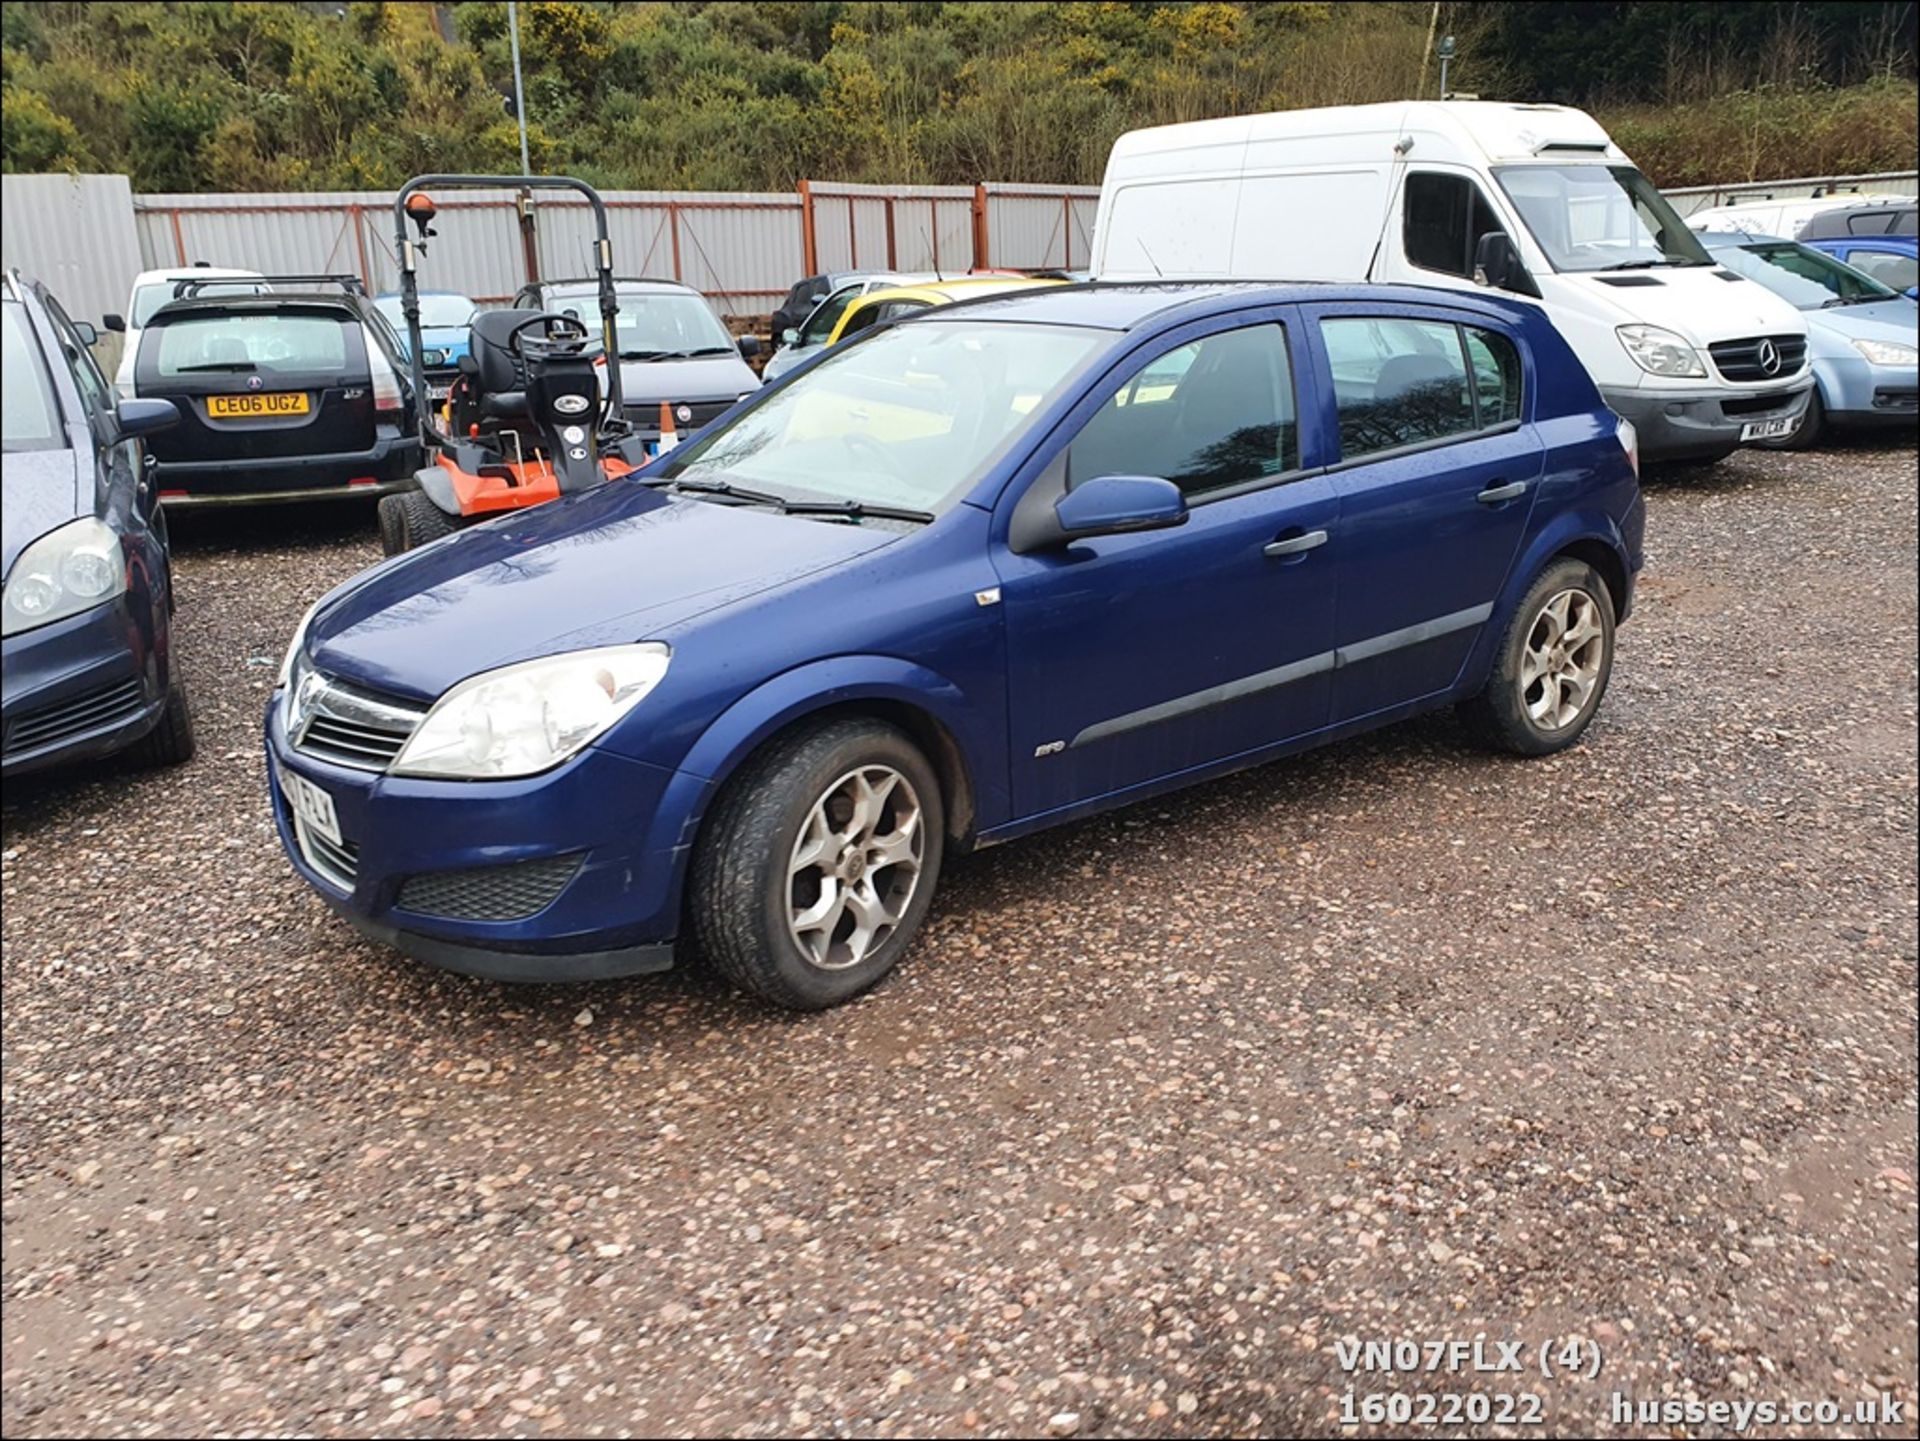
[905,279,1532,331]
[145,293,368,319]
[536,277,694,295]
[1697,231,1792,245]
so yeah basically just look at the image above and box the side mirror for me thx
[1906,286,1919,302]
[1052,474,1188,544]
[114,397,179,440]
[102,313,126,333]
[1473,232,1536,295]
[781,327,800,347]
[737,335,762,359]
[72,320,98,346]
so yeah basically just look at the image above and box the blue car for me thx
[374,290,476,397]
[1699,233,1919,448]
[3,270,191,776]
[266,282,1644,1008]
[1799,235,1919,300]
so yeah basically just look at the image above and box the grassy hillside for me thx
[3,2,1914,191]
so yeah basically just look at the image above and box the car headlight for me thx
[1617,324,1707,378]
[277,597,326,688]
[2,518,126,638]
[1852,337,1917,366]
[391,643,671,779]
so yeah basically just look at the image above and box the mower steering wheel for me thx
[506,312,592,357]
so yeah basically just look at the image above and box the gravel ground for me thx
[3,440,1915,1439]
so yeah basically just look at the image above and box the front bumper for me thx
[265,698,710,981]
[2,596,165,777]
[1814,354,1920,429]
[1601,380,1813,463]
[152,433,423,506]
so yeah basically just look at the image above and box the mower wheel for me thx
[381,490,460,556]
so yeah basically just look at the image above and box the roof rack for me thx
[171,273,365,299]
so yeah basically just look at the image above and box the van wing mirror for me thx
[1473,232,1537,296]
[102,313,126,333]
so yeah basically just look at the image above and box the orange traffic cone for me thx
[657,400,680,454]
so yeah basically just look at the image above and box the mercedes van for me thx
[1091,102,1814,463]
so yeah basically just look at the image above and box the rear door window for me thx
[1067,323,1298,499]
[153,313,352,379]
[1319,316,1475,458]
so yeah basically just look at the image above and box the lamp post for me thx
[1437,35,1456,100]
[507,0,532,175]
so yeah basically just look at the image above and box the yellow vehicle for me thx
[824,275,1064,347]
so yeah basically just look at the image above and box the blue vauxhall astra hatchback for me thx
[267,283,1644,1009]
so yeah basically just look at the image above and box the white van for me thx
[1091,101,1814,463]
[1683,193,1914,241]
[113,264,265,398]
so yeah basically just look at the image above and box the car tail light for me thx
[367,339,404,413]
[1615,416,1639,481]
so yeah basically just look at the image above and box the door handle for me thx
[1476,480,1530,505]
[1263,528,1328,559]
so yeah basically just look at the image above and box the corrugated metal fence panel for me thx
[981,184,1100,270]
[529,192,804,310]
[1662,170,1917,218]
[2,174,143,324]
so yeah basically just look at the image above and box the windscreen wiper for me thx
[779,499,935,524]
[1821,294,1881,307]
[666,477,791,508]
[176,361,259,372]
[623,347,736,360]
[1598,258,1703,271]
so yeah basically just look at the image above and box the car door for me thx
[1300,303,1544,725]
[994,311,1340,820]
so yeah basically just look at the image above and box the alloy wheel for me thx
[1520,588,1606,731]
[786,765,926,970]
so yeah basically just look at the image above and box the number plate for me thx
[1741,414,1795,442]
[429,384,452,401]
[208,391,310,419]
[284,771,342,847]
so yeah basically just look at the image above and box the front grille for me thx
[1708,334,1807,382]
[397,853,583,921]
[4,677,146,757]
[1722,394,1793,417]
[291,671,428,773]
[627,398,736,435]
[291,810,360,891]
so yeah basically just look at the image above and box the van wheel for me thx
[1458,558,1615,756]
[690,718,944,1010]
[130,674,196,769]
[1753,389,1824,451]
[382,490,458,555]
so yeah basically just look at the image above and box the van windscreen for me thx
[1494,166,1712,274]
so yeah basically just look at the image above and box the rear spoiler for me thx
[170,273,364,299]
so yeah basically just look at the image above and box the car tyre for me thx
[1458,558,1615,757]
[1753,388,1824,451]
[130,673,196,768]
[690,718,945,1010]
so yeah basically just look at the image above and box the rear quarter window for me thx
[151,312,354,379]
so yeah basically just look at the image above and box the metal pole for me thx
[507,0,532,174]
[1439,53,1448,99]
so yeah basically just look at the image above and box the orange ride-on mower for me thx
[378,175,652,556]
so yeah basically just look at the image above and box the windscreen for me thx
[152,312,352,377]
[659,320,1106,515]
[2,302,62,452]
[552,291,736,359]
[377,294,476,329]
[1495,165,1712,273]
[1712,241,1901,308]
